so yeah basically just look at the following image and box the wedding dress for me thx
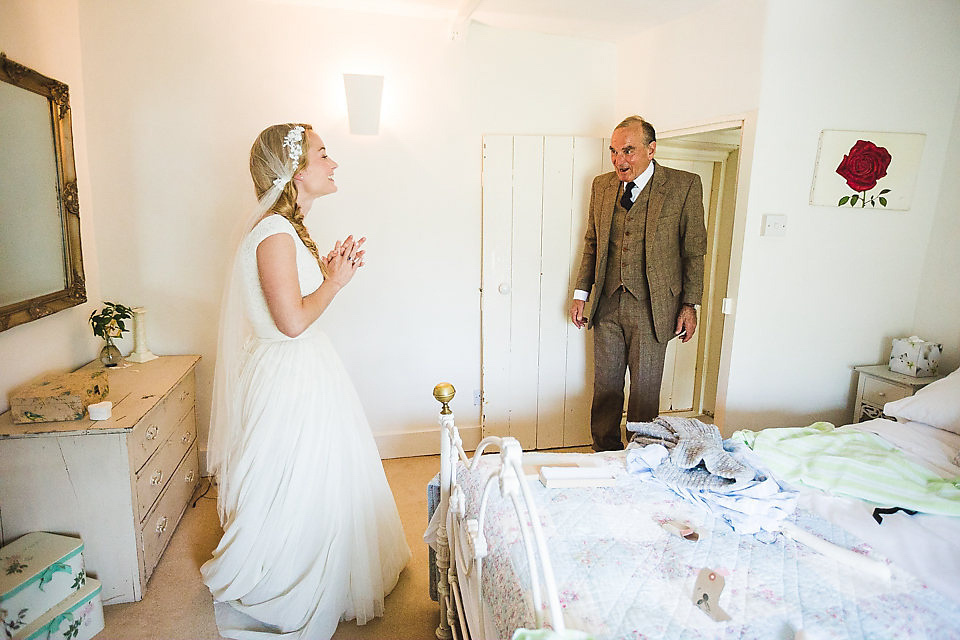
[201,214,411,639]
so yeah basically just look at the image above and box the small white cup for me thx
[88,401,113,420]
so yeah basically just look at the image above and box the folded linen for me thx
[733,421,960,517]
[627,440,798,541]
[628,417,753,485]
[538,466,614,481]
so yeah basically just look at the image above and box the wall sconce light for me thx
[343,74,384,135]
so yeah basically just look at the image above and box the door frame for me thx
[653,144,732,416]
[659,113,758,432]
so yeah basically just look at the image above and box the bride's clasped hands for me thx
[321,235,366,286]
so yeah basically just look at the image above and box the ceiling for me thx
[279,0,723,42]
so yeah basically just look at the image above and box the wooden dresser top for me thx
[0,355,200,439]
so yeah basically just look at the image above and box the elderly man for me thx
[570,116,707,451]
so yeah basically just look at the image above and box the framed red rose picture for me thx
[809,130,925,210]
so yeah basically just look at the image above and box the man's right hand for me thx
[570,299,587,329]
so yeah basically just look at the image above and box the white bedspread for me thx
[457,450,960,640]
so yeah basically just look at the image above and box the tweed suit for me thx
[575,161,707,450]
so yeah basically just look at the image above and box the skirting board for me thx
[374,423,482,459]
[198,423,482,475]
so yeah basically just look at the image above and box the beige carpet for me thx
[101,455,441,639]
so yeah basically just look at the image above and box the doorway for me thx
[655,126,741,418]
[481,125,743,449]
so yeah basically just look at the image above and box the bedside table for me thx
[853,364,943,422]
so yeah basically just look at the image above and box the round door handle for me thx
[498,283,511,295]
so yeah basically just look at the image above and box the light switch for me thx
[762,214,787,237]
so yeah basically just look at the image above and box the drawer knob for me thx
[181,432,192,444]
[145,425,159,440]
[156,516,168,534]
[185,471,196,483]
[150,470,163,486]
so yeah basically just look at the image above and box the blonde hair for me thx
[249,123,322,263]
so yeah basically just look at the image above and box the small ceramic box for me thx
[0,532,88,634]
[889,336,942,377]
[13,578,103,640]
[8,369,109,424]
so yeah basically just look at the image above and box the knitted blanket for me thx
[627,416,753,489]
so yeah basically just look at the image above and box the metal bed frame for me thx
[431,382,569,640]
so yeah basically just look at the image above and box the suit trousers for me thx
[591,288,669,451]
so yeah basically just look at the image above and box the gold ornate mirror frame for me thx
[0,53,86,332]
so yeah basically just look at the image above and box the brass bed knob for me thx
[433,382,456,415]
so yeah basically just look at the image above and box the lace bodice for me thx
[240,215,324,339]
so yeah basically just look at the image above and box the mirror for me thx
[0,53,86,332]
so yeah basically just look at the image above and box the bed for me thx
[425,368,960,640]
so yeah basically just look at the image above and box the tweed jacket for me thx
[575,161,707,343]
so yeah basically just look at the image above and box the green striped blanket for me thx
[733,422,960,517]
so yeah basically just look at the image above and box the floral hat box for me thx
[8,369,108,425]
[12,577,103,640]
[0,532,90,637]
[889,336,943,377]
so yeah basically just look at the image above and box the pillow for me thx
[883,367,960,434]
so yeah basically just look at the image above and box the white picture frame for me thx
[810,129,925,211]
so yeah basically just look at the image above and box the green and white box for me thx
[889,335,942,377]
[12,578,103,640]
[1,532,88,636]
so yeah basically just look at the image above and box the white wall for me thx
[614,0,960,431]
[914,94,960,374]
[724,0,960,428]
[614,0,766,131]
[72,0,615,456]
[0,0,103,413]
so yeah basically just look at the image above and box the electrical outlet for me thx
[762,214,787,237]
[473,389,482,406]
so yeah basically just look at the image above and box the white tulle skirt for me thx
[201,329,411,640]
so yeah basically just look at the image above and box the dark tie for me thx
[620,181,635,210]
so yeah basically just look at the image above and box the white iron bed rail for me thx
[432,382,569,640]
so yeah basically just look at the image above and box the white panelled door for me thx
[481,136,606,449]
[482,137,722,448]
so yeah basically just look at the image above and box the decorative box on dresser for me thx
[0,355,201,605]
[853,364,943,422]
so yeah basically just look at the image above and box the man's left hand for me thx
[675,305,697,343]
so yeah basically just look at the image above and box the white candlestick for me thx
[126,307,158,363]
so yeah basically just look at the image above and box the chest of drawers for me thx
[0,355,200,605]
[853,364,942,423]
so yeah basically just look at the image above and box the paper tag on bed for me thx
[692,568,731,621]
[661,519,700,541]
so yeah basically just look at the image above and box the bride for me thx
[201,123,411,639]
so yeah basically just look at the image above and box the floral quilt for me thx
[456,451,960,640]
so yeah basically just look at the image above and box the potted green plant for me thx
[89,302,133,367]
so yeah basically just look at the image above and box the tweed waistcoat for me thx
[603,180,651,299]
